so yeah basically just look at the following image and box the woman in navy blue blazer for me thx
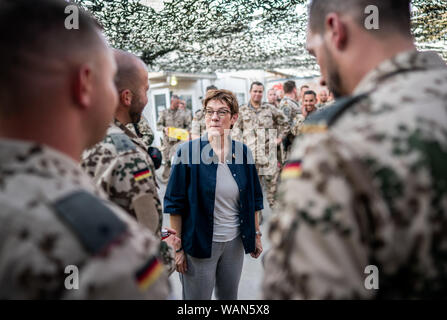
[164,89,263,300]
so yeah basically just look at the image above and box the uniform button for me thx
[233,174,236,177]
[242,235,245,239]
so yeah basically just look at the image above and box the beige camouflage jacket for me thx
[125,116,154,150]
[263,50,447,299]
[81,120,175,274]
[0,140,169,299]
[279,96,301,124]
[191,109,206,138]
[232,102,289,173]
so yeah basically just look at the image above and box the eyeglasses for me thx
[204,108,232,118]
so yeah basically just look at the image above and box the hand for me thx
[250,235,263,259]
[163,227,177,235]
[175,250,187,274]
[162,234,181,251]
[164,128,169,135]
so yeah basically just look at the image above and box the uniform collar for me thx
[112,119,147,151]
[354,50,446,95]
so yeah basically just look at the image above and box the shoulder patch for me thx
[110,133,137,153]
[135,256,164,291]
[280,160,302,180]
[304,93,369,128]
[53,191,128,254]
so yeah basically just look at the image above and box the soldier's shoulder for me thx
[302,94,369,132]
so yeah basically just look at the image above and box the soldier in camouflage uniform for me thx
[157,95,191,180]
[82,50,177,275]
[279,80,301,124]
[232,82,289,210]
[191,85,218,140]
[263,0,447,299]
[0,0,169,299]
[178,99,193,129]
[316,88,331,110]
[126,115,155,150]
[191,109,206,140]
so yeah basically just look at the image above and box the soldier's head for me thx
[203,89,239,138]
[302,90,318,114]
[249,82,264,104]
[114,50,149,125]
[178,100,187,110]
[306,0,414,97]
[170,95,180,110]
[267,89,277,105]
[284,81,298,99]
[206,85,218,92]
[319,88,329,103]
[0,0,117,153]
[299,85,310,101]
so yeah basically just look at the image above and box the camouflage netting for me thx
[75,0,447,73]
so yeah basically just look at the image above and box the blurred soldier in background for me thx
[157,95,190,180]
[81,50,178,275]
[178,99,193,129]
[0,0,169,299]
[279,80,301,124]
[263,0,447,299]
[191,85,218,140]
[291,90,319,136]
[267,88,279,108]
[316,88,330,109]
[232,82,289,211]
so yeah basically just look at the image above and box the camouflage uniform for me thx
[126,116,154,150]
[316,100,334,111]
[291,114,306,137]
[191,109,206,138]
[156,108,191,177]
[232,102,289,209]
[179,109,193,130]
[279,96,301,124]
[81,119,175,275]
[262,50,447,299]
[0,140,169,299]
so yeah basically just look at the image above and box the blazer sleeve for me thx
[163,147,188,215]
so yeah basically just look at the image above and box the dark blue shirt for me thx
[163,135,263,259]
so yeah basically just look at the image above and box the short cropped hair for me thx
[283,81,297,94]
[308,0,411,36]
[206,85,218,92]
[250,81,264,91]
[0,0,102,112]
[303,90,317,98]
[300,85,310,91]
[203,89,239,115]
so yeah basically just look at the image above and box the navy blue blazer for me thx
[163,135,264,258]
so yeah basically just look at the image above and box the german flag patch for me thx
[281,160,302,180]
[135,257,164,291]
[133,167,152,181]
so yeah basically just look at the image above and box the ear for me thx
[73,64,93,110]
[120,89,133,107]
[325,13,347,50]
[230,113,239,125]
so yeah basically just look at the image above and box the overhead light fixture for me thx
[169,75,178,86]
